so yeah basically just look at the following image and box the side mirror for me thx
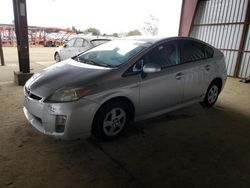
[143,63,161,74]
[63,43,67,48]
[133,59,143,72]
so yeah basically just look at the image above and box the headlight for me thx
[45,87,90,102]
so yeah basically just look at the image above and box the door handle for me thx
[175,72,184,80]
[130,84,139,89]
[205,65,210,71]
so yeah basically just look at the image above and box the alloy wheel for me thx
[103,108,126,137]
[207,85,219,104]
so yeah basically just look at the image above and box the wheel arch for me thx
[54,51,60,61]
[210,77,223,93]
[92,96,135,132]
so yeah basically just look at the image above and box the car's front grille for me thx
[25,86,42,101]
[24,86,30,95]
[29,93,42,100]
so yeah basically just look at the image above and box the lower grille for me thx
[33,114,42,124]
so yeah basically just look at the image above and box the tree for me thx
[71,26,80,34]
[143,14,159,36]
[77,29,83,34]
[126,29,142,36]
[83,28,101,36]
[112,33,119,37]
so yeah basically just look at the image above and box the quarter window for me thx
[82,40,89,47]
[204,45,214,58]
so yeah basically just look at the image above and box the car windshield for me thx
[74,40,150,67]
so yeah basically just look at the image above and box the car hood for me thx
[25,58,112,97]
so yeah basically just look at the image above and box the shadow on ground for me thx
[1,79,250,188]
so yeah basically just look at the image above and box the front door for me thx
[60,38,76,60]
[139,41,184,115]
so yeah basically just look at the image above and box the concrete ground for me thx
[0,47,250,188]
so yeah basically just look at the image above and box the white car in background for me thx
[54,37,111,62]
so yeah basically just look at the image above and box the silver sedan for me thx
[54,36,110,62]
[24,37,227,140]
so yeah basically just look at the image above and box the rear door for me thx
[179,40,214,102]
[74,38,90,55]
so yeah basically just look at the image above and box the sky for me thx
[0,0,182,36]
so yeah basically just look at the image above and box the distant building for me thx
[179,0,250,79]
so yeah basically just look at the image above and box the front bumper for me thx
[23,95,99,140]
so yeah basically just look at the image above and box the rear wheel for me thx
[202,82,220,107]
[46,41,52,47]
[55,52,60,62]
[92,101,131,140]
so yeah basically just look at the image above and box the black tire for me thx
[202,82,220,107]
[47,41,52,47]
[92,101,131,140]
[54,52,60,62]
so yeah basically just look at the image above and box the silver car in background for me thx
[24,37,227,140]
[54,36,110,62]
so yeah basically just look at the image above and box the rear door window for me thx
[74,38,89,47]
[181,40,205,63]
[66,38,75,47]
[180,40,214,64]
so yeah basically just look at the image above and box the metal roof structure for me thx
[179,0,250,79]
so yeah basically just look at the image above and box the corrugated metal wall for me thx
[190,0,250,78]
[239,24,250,78]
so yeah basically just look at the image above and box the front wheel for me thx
[46,41,52,47]
[54,52,60,62]
[202,83,220,107]
[92,101,131,140]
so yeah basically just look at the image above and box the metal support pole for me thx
[234,0,250,77]
[13,0,33,85]
[13,0,30,73]
[0,32,5,66]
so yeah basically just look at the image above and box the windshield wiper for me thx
[75,57,113,68]
[96,62,114,68]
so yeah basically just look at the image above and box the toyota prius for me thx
[23,37,227,140]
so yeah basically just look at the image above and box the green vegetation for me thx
[83,28,101,36]
[126,29,142,36]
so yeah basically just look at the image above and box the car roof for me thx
[121,36,168,43]
[70,36,110,41]
[120,36,214,48]
[70,35,213,48]
[70,35,208,43]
